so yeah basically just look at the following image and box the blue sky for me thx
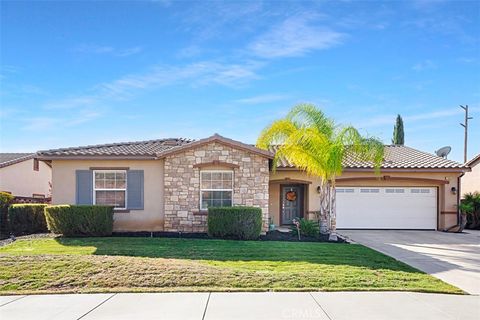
[1,0,479,162]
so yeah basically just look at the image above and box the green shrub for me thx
[45,205,114,236]
[463,192,480,230]
[0,192,14,237]
[290,218,319,237]
[208,206,262,240]
[8,204,48,235]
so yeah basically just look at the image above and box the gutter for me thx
[457,172,465,225]
[35,155,158,161]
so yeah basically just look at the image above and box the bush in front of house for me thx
[45,205,114,236]
[290,218,319,237]
[462,192,480,229]
[207,206,262,240]
[0,192,14,238]
[8,204,48,235]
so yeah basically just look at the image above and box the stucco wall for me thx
[51,159,164,232]
[269,169,462,230]
[163,141,270,233]
[462,162,480,196]
[0,159,51,197]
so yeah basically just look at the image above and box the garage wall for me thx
[269,169,461,229]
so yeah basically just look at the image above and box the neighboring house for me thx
[37,134,468,233]
[0,153,52,198]
[462,154,480,196]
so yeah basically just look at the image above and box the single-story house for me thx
[461,154,480,196]
[36,134,468,233]
[0,153,51,199]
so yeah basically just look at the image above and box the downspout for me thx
[456,173,465,225]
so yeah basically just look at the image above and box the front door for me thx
[281,185,303,225]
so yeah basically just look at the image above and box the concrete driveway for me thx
[339,230,480,294]
[1,292,479,320]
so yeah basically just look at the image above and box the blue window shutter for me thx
[76,170,93,205]
[127,170,144,210]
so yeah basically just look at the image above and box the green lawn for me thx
[0,237,462,294]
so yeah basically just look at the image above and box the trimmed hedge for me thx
[45,205,114,236]
[0,192,14,238]
[208,206,262,240]
[8,204,48,235]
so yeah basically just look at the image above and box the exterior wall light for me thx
[451,187,457,195]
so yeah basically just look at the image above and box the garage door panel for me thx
[336,187,437,229]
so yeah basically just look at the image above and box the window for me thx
[33,159,39,171]
[386,188,405,194]
[32,194,45,198]
[200,170,233,210]
[360,188,380,193]
[93,170,127,209]
[411,188,430,194]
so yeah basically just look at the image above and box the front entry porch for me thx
[269,179,309,227]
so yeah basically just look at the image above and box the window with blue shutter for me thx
[76,169,144,210]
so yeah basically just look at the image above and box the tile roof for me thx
[270,145,466,170]
[35,137,466,171]
[37,138,193,159]
[466,154,480,167]
[156,134,274,159]
[0,153,35,168]
[36,134,274,160]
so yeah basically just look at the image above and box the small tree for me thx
[257,104,384,240]
[392,114,404,145]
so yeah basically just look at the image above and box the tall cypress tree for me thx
[392,114,404,145]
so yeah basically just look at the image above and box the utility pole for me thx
[460,105,473,163]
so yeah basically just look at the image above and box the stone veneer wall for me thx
[163,142,270,233]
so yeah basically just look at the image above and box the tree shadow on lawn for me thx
[54,237,423,273]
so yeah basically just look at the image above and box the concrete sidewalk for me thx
[1,292,478,320]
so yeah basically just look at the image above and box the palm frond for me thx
[258,104,385,180]
[256,119,298,149]
[287,103,334,138]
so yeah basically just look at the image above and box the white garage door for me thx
[336,187,437,229]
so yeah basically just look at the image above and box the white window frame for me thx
[199,170,233,210]
[93,170,127,210]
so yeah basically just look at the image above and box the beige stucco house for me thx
[462,154,480,196]
[37,134,468,233]
[0,153,51,198]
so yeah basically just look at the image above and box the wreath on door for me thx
[285,190,297,201]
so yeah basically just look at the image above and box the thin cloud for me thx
[412,60,437,71]
[235,94,290,104]
[98,61,262,98]
[41,60,262,112]
[73,44,143,57]
[357,107,471,128]
[248,14,345,58]
[43,96,98,110]
[22,110,103,131]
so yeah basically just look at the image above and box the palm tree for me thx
[257,104,384,240]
